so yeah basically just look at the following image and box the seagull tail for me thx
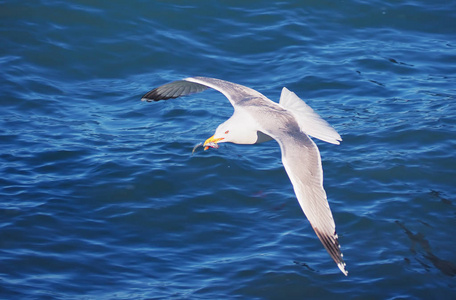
[279,87,342,145]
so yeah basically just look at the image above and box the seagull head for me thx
[203,114,262,150]
[203,125,233,150]
[202,120,235,150]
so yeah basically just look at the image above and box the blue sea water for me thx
[1,0,456,298]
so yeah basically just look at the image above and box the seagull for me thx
[142,76,348,275]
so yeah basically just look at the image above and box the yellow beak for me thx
[203,135,224,150]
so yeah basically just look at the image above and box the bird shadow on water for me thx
[292,260,319,274]
[396,220,456,277]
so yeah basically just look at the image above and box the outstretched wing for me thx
[141,76,271,108]
[275,131,348,275]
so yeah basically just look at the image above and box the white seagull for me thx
[142,77,348,275]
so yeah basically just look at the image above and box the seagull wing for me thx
[142,77,270,108]
[273,131,347,275]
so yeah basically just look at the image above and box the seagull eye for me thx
[225,130,229,134]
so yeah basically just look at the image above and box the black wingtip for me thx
[314,228,348,276]
[141,88,175,102]
[141,79,209,102]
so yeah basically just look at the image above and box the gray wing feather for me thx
[275,132,347,275]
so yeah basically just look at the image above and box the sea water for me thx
[1,1,456,298]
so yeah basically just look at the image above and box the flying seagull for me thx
[142,76,348,275]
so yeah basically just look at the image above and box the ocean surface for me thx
[1,0,456,299]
